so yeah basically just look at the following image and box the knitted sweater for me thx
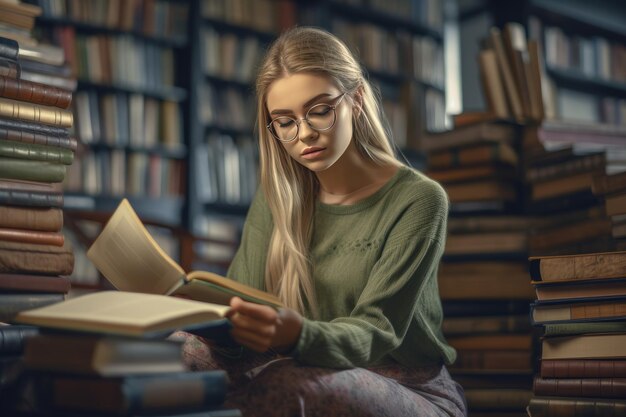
[227,165,456,369]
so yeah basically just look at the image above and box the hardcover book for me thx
[86,198,282,308]
[24,333,186,375]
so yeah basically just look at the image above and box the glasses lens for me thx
[307,104,335,130]
[271,117,298,142]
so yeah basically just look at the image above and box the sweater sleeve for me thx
[292,180,452,368]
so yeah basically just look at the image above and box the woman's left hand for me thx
[227,297,303,353]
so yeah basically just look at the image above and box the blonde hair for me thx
[255,27,401,317]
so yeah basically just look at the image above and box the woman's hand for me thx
[227,297,303,354]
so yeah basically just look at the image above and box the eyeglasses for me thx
[266,93,346,143]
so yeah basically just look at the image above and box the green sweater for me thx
[227,165,456,369]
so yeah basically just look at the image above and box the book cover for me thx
[86,198,282,308]
[0,240,74,276]
[531,296,626,325]
[0,97,73,127]
[529,251,626,282]
[0,139,74,164]
[0,293,65,323]
[0,325,39,355]
[34,370,228,415]
[24,333,185,375]
[0,273,70,294]
[0,75,72,109]
[0,157,66,182]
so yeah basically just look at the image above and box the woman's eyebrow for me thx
[269,93,332,115]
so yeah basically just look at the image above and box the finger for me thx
[230,297,278,323]
[230,313,276,337]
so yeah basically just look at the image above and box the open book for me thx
[15,290,231,338]
[86,198,282,308]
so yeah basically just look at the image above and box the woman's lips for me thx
[301,147,326,159]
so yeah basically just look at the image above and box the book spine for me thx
[0,179,61,192]
[0,247,74,276]
[0,294,65,322]
[534,377,626,399]
[0,325,39,355]
[0,127,77,151]
[0,157,66,183]
[0,189,64,209]
[541,359,626,378]
[0,228,64,246]
[0,273,71,294]
[450,349,532,371]
[0,59,20,79]
[0,76,72,109]
[0,38,19,61]
[528,396,626,416]
[0,116,71,138]
[0,97,73,127]
[0,139,74,164]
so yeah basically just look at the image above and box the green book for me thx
[0,157,66,183]
[0,139,74,164]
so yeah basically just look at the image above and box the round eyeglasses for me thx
[266,93,346,143]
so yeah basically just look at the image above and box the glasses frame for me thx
[266,93,347,143]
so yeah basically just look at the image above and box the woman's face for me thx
[266,73,356,172]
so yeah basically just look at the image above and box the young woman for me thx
[179,27,467,417]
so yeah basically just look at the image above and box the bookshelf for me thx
[298,0,446,149]
[30,0,191,228]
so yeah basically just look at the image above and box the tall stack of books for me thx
[427,124,537,416]
[423,22,544,417]
[0,0,76,409]
[527,251,626,415]
[524,124,614,257]
[0,3,75,320]
[592,170,626,251]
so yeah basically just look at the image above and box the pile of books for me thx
[15,330,239,417]
[0,4,76,317]
[0,0,77,410]
[528,251,626,415]
[592,170,626,251]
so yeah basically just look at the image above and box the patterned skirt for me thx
[172,331,467,417]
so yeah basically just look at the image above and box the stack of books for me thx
[592,170,626,251]
[528,251,626,415]
[425,132,537,414]
[0,4,77,320]
[17,331,240,417]
[424,22,543,417]
[9,288,247,416]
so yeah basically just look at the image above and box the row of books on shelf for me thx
[335,0,443,31]
[65,149,185,198]
[74,89,184,148]
[200,27,264,84]
[201,0,297,35]
[200,82,255,132]
[332,18,444,86]
[543,24,626,83]
[32,0,190,39]
[66,34,178,89]
[195,133,258,206]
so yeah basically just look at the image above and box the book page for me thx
[87,199,185,295]
[15,291,230,337]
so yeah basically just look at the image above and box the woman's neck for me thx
[316,144,399,205]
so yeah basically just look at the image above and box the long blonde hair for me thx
[256,27,400,317]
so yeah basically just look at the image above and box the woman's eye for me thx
[310,106,331,116]
[278,120,294,128]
